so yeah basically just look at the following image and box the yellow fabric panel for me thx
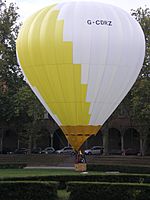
[76,103,83,124]
[17,12,38,68]
[55,20,64,64]
[44,66,58,101]
[62,103,76,125]
[57,65,75,102]
[73,65,81,102]
[45,66,64,102]
[40,9,59,65]
[61,125,101,150]
[67,136,88,151]
[27,9,49,66]
[55,20,73,64]
[63,42,73,63]
[18,6,54,65]
[23,68,38,86]
[49,103,67,123]
[30,67,57,103]
[16,5,91,126]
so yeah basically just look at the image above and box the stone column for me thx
[102,126,109,155]
[121,133,124,155]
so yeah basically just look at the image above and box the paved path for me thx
[25,166,74,169]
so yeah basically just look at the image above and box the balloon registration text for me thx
[87,19,112,26]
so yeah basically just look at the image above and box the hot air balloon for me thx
[16,1,145,153]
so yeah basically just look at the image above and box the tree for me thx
[0,1,46,151]
[0,0,22,90]
[131,7,150,152]
[0,0,22,152]
[131,7,150,79]
[130,7,150,124]
[13,85,45,150]
[131,7,150,153]
[0,0,22,123]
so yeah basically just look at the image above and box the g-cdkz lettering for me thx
[87,19,112,26]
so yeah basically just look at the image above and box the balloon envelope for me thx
[16,1,145,151]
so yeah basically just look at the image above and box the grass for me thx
[0,168,77,177]
[0,168,109,178]
[0,169,149,200]
[57,190,70,200]
[0,168,149,178]
[1,167,150,179]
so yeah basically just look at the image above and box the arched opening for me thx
[124,128,140,155]
[108,128,121,155]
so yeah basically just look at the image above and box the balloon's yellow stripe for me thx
[17,6,91,125]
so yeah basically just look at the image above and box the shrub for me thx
[69,190,99,200]
[0,181,58,200]
[1,173,150,185]
[0,163,27,169]
[87,164,150,174]
[67,182,150,200]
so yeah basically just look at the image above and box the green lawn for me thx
[0,168,106,178]
[0,168,76,177]
[0,168,149,178]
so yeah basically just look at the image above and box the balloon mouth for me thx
[60,125,101,151]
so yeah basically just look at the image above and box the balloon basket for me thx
[74,163,87,172]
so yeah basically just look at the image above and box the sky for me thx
[6,0,150,21]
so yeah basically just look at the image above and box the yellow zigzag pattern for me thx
[17,5,91,126]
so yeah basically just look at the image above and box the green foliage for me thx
[87,164,150,174]
[1,169,150,199]
[131,7,150,79]
[0,163,27,169]
[129,7,150,151]
[0,0,46,149]
[57,190,70,200]
[0,168,78,180]
[13,84,45,147]
[0,0,22,86]
[129,7,150,126]
[0,0,23,124]
[14,85,44,121]
[0,1,44,116]
[131,79,150,125]
[2,171,150,186]
[67,182,150,200]
[0,181,58,200]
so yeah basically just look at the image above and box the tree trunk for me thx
[28,135,32,154]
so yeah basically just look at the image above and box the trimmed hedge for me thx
[87,164,150,174]
[0,163,27,169]
[67,182,150,200]
[1,173,150,184]
[0,181,58,200]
